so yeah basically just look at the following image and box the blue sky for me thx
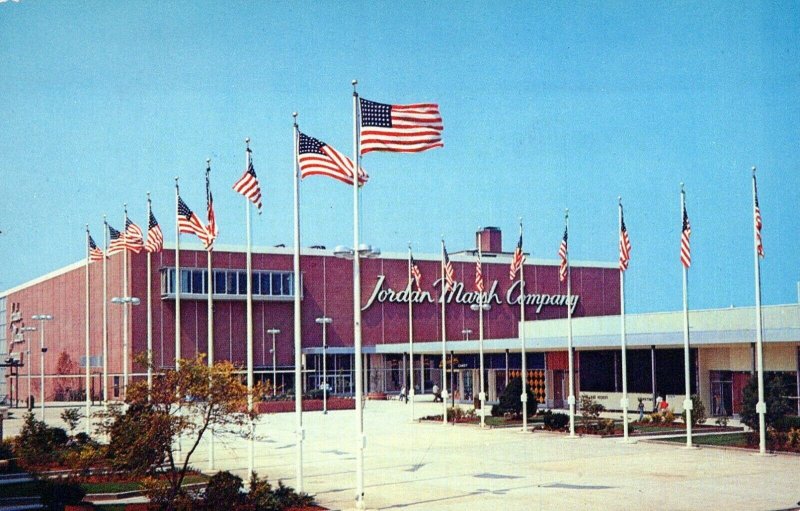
[1,1,798,313]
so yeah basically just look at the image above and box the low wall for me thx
[255,397,355,414]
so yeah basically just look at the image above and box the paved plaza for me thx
[4,401,800,510]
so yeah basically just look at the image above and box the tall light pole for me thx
[31,315,52,421]
[461,329,472,341]
[111,296,141,399]
[316,317,332,414]
[20,326,36,408]
[470,303,491,428]
[267,328,280,397]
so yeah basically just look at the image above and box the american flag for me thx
[680,204,692,268]
[124,218,144,253]
[232,149,263,211]
[410,253,422,290]
[88,234,104,262]
[558,227,568,282]
[359,97,443,155]
[754,177,764,258]
[145,211,163,254]
[475,255,485,293]
[107,224,125,256]
[509,232,525,281]
[442,243,455,292]
[205,166,218,251]
[177,196,210,245]
[619,205,632,272]
[298,132,368,186]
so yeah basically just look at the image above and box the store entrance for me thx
[710,370,733,416]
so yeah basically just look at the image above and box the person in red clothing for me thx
[659,396,669,412]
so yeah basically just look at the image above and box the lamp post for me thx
[333,242,380,509]
[461,329,472,341]
[267,329,280,396]
[470,303,491,428]
[31,315,53,421]
[19,326,36,408]
[111,296,140,399]
[315,317,333,413]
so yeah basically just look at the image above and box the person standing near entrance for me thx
[655,394,663,413]
[637,398,645,421]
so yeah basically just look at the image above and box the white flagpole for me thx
[102,216,109,409]
[352,79,366,510]
[146,193,154,401]
[122,205,130,398]
[619,198,630,441]
[175,178,181,371]
[408,243,415,421]
[566,209,576,437]
[205,161,216,471]
[681,184,693,447]
[752,166,767,455]
[245,139,255,476]
[478,245,486,429]
[440,238,448,425]
[84,225,91,435]
[292,114,305,491]
[518,219,528,432]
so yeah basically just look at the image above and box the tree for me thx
[740,373,793,431]
[99,355,258,508]
[491,377,537,417]
[54,351,79,400]
[679,395,707,427]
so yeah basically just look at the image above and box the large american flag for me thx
[298,132,368,186]
[619,206,632,272]
[410,253,422,290]
[680,204,692,268]
[88,234,104,262]
[754,177,764,258]
[359,97,443,155]
[124,218,144,253]
[558,227,568,282]
[145,211,163,254]
[177,196,210,245]
[442,243,455,292]
[232,149,263,211]
[509,232,525,281]
[205,166,218,251]
[107,224,125,256]
[475,255,485,293]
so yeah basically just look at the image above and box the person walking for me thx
[637,398,645,422]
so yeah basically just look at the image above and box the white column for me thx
[146,194,154,398]
[752,167,767,455]
[518,221,528,432]
[245,140,255,475]
[408,244,415,420]
[122,207,129,398]
[102,216,109,408]
[292,116,305,491]
[681,185,693,447]
[85,225,92,435]
[175,179,181,371]
[566,210,576,437]
[440,239,448,425]
[619,199,630,441]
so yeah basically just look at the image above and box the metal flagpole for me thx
[205,161,215,471]
[146,194,153,399]
[408,243,415,421]
[352,79,366,510]
[122,205,130,398]
[102,216,109,409]
[752,167,767,455]
[292,113,305,491]
[440,238,448,425]
[85,225,91,435]
[245,139,255,476]
[518,220,528,432]
[681,184,693,448]
[619,198,630,441]
[478,245,486,429]
[175,178,181,371]
[566,210,576,437]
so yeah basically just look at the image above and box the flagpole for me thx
[408,243,416,421]
[752,166,766,455]
[478,244,486,429]
[440,238,448,425]
[102,215,109,409]
[205,161,216,471]
[681,184,693,448]
[566,209,576,437]
[518,219,528,432]
[292,114,305,491]
[84,225,91,435]
[352,79,366,510]
[619,198,630,442]
[122,205,130,398]
[245,139,255,476]
[146,194,154,401]
[175,178,181,371]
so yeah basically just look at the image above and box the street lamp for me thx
[461,329,472,341]
[31,314,53,421]
[315,317,333,414]
[111,296,140,399]
[19,326,36,409]
[470,303,491,428]
[267,329,280,396]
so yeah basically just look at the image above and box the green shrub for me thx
[741,374,793,431]
[679,395,707,426]
[14,413,70,467]
[205,471,244,510]
[543,411,569,430]
[579,395,604,431]
[39,477,87,508]
[248,472,314,511]
[492,377,537,418]
[60,408,82,434]
[773,415,800,432]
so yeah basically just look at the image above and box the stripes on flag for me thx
[232,149,263,211]
[681,204,692,268]
[205,166,218,251]
[298,132,368,186]
[754,177,764,258]
[124,218,144,253]
[177,196,210,245]
[145,211,164,254]
[475,256,485,293]
[359,98,443,155]
[88,234,104,262]
[509,232,525,281]
[410,253,422,290]
[442,243,456,292]
[558,227,568,282]
[107,224,125,256]
[619,206,632,272]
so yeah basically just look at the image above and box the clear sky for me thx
[1,1,798,313]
